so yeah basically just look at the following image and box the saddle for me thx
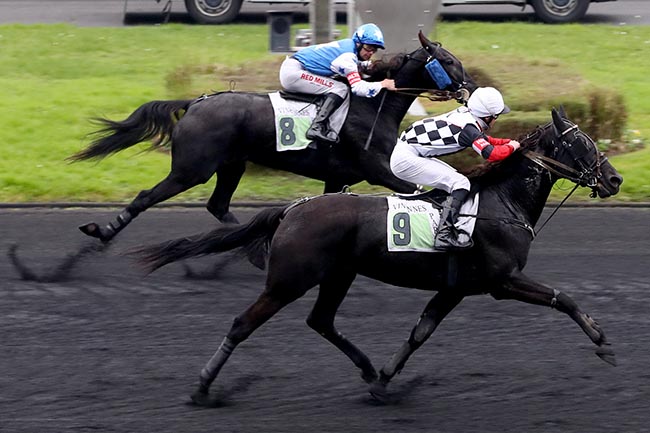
[279,90,323,104]
[394,188,449,208]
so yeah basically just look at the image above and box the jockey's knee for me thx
[450,176,471,192]
[330,82,349,99]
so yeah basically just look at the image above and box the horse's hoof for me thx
[368,381,390,404]
[596,344,617,366]
[219,212,240,225]
[79,222,102,239]
[190,390,222,408]
[79,223,113,243]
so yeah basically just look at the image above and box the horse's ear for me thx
[558,105,568,118]
[418,30,427,46]
[551,108,565,134]
[418,31,438,50]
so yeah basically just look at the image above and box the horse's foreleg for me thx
[192,289,304,406]
[370,291,463,400]
[494,271,616,366]
[79,173,199,242]
[207,161,246,224]
[306,271,378,384]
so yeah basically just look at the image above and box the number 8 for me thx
[279,117,296,146]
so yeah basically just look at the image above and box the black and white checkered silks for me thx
[390,108,477,192]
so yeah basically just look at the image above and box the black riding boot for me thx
[434,189,473,251]
[306,93,345,144]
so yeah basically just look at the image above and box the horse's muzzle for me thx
[595,171,623,198]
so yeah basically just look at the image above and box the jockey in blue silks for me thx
[279,23,396,144]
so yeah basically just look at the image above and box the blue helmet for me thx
[352,23,385,49]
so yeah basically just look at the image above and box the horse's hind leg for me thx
[192,287,306,406]
[493,270,616,366]
[79,171,205,242]
[370,291,463,400]
[306,270,378,383]
[206,161,246,224]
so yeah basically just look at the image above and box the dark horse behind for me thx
[68,31,476,242]
[132,108,622,406]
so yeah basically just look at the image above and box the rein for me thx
[518,121,604,234]
[363,90,387,150]
[522,123,606,191]
[364,44,471,151]
[463,120,603,237]
[363,87,460,151]
[393,88,469,102]
[534,183,579,235]
[522,151,587,184]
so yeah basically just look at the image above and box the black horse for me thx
[133,108,622,405]
[69,31,476,242]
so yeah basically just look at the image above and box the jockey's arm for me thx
[358,60,373,77]
[460,125,520,162]
[330,52,386,98]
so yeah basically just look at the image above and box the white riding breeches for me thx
[390,140,471,193]
[279,57,349,99]
[279,57,350,131]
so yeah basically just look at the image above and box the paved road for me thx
[0,0,648,26]
[1,206,649,432]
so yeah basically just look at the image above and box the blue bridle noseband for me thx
[425,59,452,89]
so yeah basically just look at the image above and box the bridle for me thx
[519,120,607,235]
[463,119,607,238]
[393,45,472,103]
[363,46,470,150]
[523,121,606,196]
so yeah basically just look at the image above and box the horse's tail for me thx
[132,205,289,273]
[67,99,193,162]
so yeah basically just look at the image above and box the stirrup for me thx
[434,227,473,251]
[306,123,338,143]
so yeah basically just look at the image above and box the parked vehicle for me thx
[179,0,616,25]
[442,0,616,23]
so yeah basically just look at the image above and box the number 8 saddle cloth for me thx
[269,91,349,151]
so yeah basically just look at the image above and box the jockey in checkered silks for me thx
[390,87,521,251]
[279,23,396,144]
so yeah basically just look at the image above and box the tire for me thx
[184,0,243,24]
[530,0,590,23]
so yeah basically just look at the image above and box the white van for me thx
[181,0,616,25]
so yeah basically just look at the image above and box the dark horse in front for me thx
[133,108,622,405]
[68,31,475,242]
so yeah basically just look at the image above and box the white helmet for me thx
[467,87,511,118]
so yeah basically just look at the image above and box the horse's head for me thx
[418,32,477,96]
[525,107,623,198]
[386,32,477,103]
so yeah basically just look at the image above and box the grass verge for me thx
[0,21,647,203]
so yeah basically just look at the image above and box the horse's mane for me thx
[466,123,551,186]
[366,52,408,81]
